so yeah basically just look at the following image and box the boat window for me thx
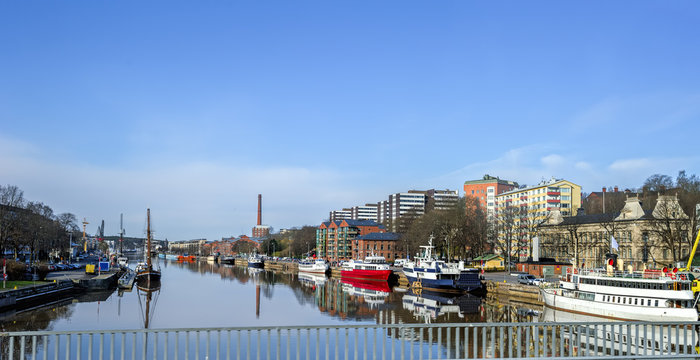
[647,299,651,306]
[654,300,658,307]
[634,298,638,305]
[623,298,626,304]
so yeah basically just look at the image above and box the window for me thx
[561,188,571,193]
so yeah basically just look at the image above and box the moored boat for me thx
[402,236,483,294]
[177,254,196,262]
[219,255,235,264]
[540,258,698,321]
[298,258,329,274]
[135,209,161,286]
[248,253,264,268]
[340,255,392,281]
[118,268,136,289]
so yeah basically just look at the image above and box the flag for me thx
[611,236,619,250]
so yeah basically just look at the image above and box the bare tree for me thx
[0,185,25,254]
[495,202,520,271]
[646,195,691,264]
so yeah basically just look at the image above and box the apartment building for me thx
[350,204,379,221]
[463,175,519,218]
[426,189,460,211]
[495,177,582,259]
[316,220,386,261]
[329,209,352,222]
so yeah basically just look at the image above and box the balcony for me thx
[547,191,560,196]
[547,199,560,203]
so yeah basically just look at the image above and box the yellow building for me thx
[495,177,582,260]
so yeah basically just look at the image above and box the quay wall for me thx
[485,280,542,305]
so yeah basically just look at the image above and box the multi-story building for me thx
[377,200,389,224]
[463,175,519,218]
[354,232,400,261]
[316,220,386,262]
[495,177,582,259]
[388,191,427,225]
[350,204,378,221]
[426,189,459,211]
[329,209,352,222]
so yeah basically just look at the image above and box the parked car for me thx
[517,274,536,285]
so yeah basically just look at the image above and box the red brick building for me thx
[354,232,400,261]
[463,174,518,217]
[316,220,386,261]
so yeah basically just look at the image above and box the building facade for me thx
[329,209,352,222]
[316,220,386,262]
[538,195,692,270]
[350,204,379,221]
[495,177,582,260]
[463,174,519,218]
[353,232,400,261]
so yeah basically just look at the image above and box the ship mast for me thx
[146,209,152,269]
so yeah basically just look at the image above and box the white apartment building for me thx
[351,204,379,221]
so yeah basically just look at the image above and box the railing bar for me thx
[391,326,395,360]
[651,324,655,356]
[455,326,460,359]
[483,325,489,359]
[165,331,169,360]
[206,330,210,360]
[110,333,114,360]
[677,324,682,355]
[9,335,15,360]
[419,327,423,360]
[542,325,547,357]
[373,327,377,360]
[508,325,513,358]
[197,331,201,360]
[498,326,503,358]
[354,328,358,360]
[99,333,104,360]
[186,331,190,360]
[77,334,81,360]
[667,324,671,356]
[400,326,405,360]
[344,328,348,360]
[267,329,270,360]
[336,328,339,360]
[257,330,260,360]
[463,326,467,359]
[307,329,311,360]
[297,329,301,360]
[227,330,231,360]
[217,330,220,360]
[550,325,556,358]
[593,324,598,357]
[176,331,181,360]
[325,328,330,360]
[516,326,521,358]
[30,335,36,360]
[474,325,478,359]
[287,329,291,360]
[525,326,530,358]
[437,326,441,360]
[54,334,60,360]
[534,325,539,358]
[626,323,631,356]
[316,328,320,360]
[154,331,159,360]
[564,325,569,358]
[382,326,386,360]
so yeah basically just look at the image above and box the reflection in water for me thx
[0,259,543,333]
[542,307,698,356]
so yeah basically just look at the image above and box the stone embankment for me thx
[485,280,542,305]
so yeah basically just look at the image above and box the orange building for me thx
[316,220,386,261]
[463,174,518,218]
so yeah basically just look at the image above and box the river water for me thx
[0,257,542,332]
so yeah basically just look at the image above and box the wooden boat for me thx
[136,209,161,287]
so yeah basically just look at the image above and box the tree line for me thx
[0,184,79,262]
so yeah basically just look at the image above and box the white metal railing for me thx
[1,321,699,359]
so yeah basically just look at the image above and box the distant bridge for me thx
[2,321,699,359]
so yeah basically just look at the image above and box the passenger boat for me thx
[298,258,329,274]
[540,254,698,321]
[340,255,392,281]
[135,209,161,286]
[402,236,483,294]
[248,253,264,268]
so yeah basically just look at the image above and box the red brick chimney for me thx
[257,194,262,226]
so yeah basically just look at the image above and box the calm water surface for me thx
[0,257,542,332]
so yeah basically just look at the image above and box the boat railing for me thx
[575,268,684,280]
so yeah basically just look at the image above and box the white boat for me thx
[117,256,129,267]
[298,259,329,274]
[540,264,698,321]
[298,272,327,288]
[248,254,264,268]
[402,235,482,293]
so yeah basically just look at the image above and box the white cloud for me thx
[541,154,565,168]
[0,135,364,241]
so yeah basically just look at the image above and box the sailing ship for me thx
[135,209,161,286]
[402,235,483,293]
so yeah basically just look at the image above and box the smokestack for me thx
[257,194,262,226]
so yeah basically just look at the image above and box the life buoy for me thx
[573,268,578,274]
[678,273,687,281]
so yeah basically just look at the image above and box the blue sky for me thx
[1,1,699,241]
